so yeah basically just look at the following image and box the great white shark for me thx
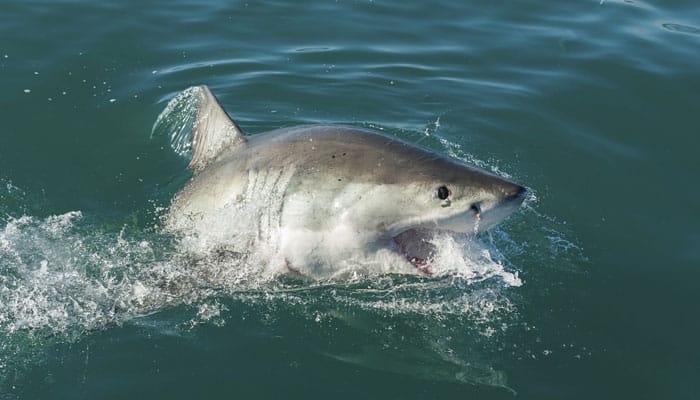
[164,85,526,278]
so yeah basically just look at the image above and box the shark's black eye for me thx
[436,186,450,200]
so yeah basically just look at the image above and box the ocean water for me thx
[1,0,699,398]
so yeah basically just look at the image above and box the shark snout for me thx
[468,183,526,233]
[504,185,527,206]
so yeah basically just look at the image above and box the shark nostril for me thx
[470,203,481,215]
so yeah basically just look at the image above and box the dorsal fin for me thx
[189,85,246,172]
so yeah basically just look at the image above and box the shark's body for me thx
[164,86,526,278]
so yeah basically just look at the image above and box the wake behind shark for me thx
[160,86,526,278]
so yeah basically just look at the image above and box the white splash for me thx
[151,86,202,158]
[427,231,522,287]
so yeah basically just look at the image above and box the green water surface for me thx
[1,1,699,399]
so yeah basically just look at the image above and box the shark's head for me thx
[306,132,529,269]
[273,126,530,271]
[375,158,526,270]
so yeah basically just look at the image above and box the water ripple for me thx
[661,22,700,36]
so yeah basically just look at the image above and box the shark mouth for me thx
[392,228,440,275]
[391,209,483,275]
